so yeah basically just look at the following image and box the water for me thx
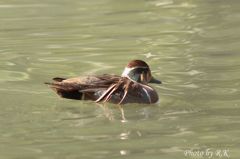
[0,0,240,158]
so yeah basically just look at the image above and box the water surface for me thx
[0,0,240,158]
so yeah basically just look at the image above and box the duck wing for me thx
[45,74,121,100]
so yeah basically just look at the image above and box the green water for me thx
[0,0,240,158]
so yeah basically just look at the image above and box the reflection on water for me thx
[0,0,240,158]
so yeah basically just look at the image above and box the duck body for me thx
[45,60,161,104]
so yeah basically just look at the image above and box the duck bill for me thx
[149,77,162,84]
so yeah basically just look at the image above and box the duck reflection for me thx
[56,99,158,124]
[97,102,157,122]
[97,103,127,122]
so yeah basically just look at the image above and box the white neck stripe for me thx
[121,67,148,77]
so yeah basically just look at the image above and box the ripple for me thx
[46,44,65,49]
[73,135,111,141]
[38,57,68,62]
[82,61,115,74]
[199,87,239,95]
[143,52,157,58]
[0,70,29,82]
[0,88,46,94]
[168,70,203,76]
[178,84,199,88]
[162,2,197,8]
[4,62,16,66]
[0,4,49,8]
[154,1,173,7]
[164,110,199,115]
[28,32,49,37]
[160,146,182,153]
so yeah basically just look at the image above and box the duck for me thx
[45,60,161,104]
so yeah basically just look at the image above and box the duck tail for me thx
[52,77,66,82]
[44,81,83,100]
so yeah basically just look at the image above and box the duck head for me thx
[121,60,161,84]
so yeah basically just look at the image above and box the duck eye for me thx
[134,68,149,74]
[135,68,143,74]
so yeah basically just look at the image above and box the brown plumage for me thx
[45,60,161,104]
[127,60,149,68]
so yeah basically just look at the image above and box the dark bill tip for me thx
[149,77,162,84]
